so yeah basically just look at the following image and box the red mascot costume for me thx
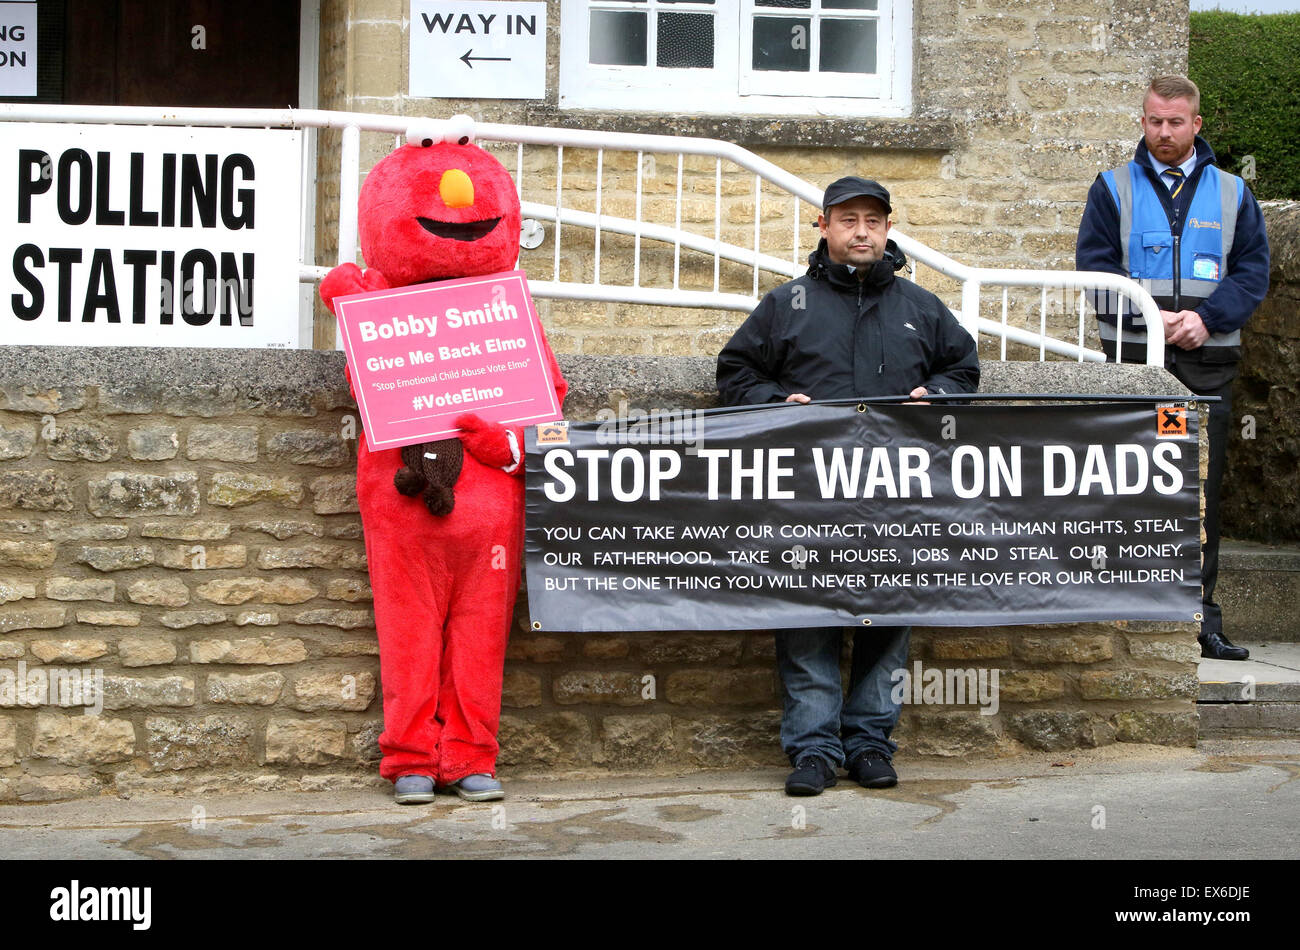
[320,118,566,804]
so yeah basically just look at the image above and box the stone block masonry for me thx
[0,348,1200,801]
[1224,203,1300,543]
[0,347,375,801]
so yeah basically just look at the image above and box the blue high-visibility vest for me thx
[1099,160,1243,350]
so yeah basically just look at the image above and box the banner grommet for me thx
[856,403,867,413]
[861,618,872,625]
[531,621,542,630]
[1193,612,1203,622]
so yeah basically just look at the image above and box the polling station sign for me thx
[1,123,302,348]
[334,270,563,448]
[525,402,1203,632]
[0,2,36,96]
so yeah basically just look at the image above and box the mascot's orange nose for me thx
[439,169,475,208]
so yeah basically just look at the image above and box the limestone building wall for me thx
[0,349,1200,802]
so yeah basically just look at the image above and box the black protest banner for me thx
[524,402,1202,632]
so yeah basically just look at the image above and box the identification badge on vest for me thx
[1192,255,1220,280]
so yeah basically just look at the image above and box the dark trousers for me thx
[1103,338,1234,635]
[1192,378,1232,635]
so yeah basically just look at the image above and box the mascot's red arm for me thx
[456,332,568,476]
[321,263,390,404]
[319,262,390,315]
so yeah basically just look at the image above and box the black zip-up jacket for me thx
[716,238,980,406]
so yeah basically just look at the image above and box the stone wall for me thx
[1224,201,1300,543]
[311,0,1187,354]
[0,348,1200,802]
[0,348,368,802]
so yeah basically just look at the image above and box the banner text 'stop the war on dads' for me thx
[334,269,562,449]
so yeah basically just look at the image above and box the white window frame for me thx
[558,0,912,116]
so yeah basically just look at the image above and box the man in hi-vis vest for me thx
[1076,75,1270,661]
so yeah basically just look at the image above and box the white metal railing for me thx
[0,104,1164,365]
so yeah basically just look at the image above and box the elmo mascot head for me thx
[358,118,522,287]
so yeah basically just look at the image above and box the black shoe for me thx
[847,750,898,789]
[1199,631,1249,661]
[785,756,837,796]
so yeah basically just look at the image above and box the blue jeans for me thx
[775,625,910,767]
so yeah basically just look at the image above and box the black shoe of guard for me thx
[1199,631,1249,661]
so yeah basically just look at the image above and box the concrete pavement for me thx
[1199,641,1300,700]
[1200,642,1300,736]
[1,737,1296,859]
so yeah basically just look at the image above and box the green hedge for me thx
[1189,11,1300,200]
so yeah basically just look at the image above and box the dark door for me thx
[25,0,301,107]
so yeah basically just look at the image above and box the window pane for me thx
[752,16,811,71]
[657,13,714,68]
[819,18,875,73]
[590,11,648,65]
[754,0,811,7]
[823,0,877,8]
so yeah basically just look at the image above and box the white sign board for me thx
[0,2,37,96]
[409,1,546,100]
[1,123,303,349]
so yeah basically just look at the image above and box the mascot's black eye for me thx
[421,138,433,148]
[458,136,469,145]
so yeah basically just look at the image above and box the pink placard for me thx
[334,270,561,449]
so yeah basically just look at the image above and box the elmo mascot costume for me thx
[319,117,567,804]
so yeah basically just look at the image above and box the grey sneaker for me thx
[449,773,504,801]
[393,774,437,805]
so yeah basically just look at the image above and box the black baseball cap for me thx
[822,176,892,214]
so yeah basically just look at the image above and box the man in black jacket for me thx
[717,177,979,795]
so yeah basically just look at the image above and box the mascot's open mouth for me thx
[417,216,501,241]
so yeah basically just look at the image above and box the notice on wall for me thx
[1,123,302,348]
[0,2,36,97]
[334,270,563,448]
[525,402,1203,632]
[409,0,546,100]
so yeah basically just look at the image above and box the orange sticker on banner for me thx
[1157,406,1188,438]
[536,421,570,445]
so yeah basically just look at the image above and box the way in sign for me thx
[420,12,538,35]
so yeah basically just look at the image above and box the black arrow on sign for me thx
[460,48,511,68]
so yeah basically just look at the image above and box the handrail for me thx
[1,103,1164,365]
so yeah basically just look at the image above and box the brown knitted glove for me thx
[394,438,464,516]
